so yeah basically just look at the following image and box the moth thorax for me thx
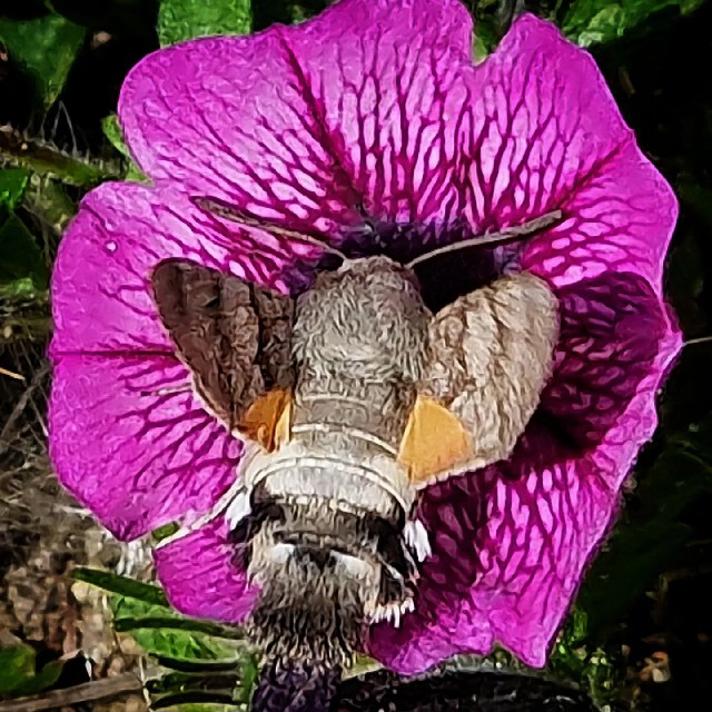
[246,499,384,666]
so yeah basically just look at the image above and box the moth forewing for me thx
[399,271,560,487]
[150,258,295,446]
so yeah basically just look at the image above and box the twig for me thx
[0,673,143,712]
[0,362,50,456]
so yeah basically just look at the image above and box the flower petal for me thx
[464,15,677,291]
[118,18,362,235]
[117,0,473,234]
[49,181,283,539]
[285,0,474,225]
[369,273,682,671]
[49,354,241,540]
[155,518,256,622]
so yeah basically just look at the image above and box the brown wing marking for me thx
[151,258,295,449]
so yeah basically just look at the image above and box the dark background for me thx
[1,1,711,709]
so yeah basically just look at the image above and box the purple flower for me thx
[49,0,681,673]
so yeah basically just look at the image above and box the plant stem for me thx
[0,674,143,712]
[0,126,120,187]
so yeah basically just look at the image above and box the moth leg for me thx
[225,489,252,530]
[403,518,431,563]
[365,516,423,626]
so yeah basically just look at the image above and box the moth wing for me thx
[151,259,295,450]
[398,272,559,487]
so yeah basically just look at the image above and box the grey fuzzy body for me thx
[245,257,430,666]
[268,256,430,508]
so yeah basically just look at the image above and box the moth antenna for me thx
[405,209,563,269]
[194,196,348,262]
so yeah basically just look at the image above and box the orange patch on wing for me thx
[239,388,292,451]
[397,395,473,485]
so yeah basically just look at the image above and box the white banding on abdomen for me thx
[243,440,414,517]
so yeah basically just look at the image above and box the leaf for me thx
[152,521,182,543]
[0,13,86,109]
[0,644,63,697]
[563,0,705,47]
[0,644,35,695]
[158,0,252,46]
[11,660,64,697]
[101,114,148,182]
[71,568,247,661]
[111,595,246,660]
[0,213,49,296]
[0,169,29,211]
[101,114,131,158]
[72,567,170,607]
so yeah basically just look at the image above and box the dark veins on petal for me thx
[402,272,666,628]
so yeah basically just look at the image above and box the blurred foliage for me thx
[0,643,63,697]
[158,0,252,45]
[562,0,705,46]
[71,568,256,709]
[1,0,712,709]
[0,13,85,109]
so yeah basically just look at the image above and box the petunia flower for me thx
[49,0,681,680]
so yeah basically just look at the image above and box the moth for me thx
[151,199,561,711]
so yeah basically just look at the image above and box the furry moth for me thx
[150,203,561,710]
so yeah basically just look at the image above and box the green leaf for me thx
[101,114,149,182]
[0,644,63,697]
[71,568,247,661]
[0,169,29,211]
[0,644,35,695]
[111,595,246,660]
[563,0,705,47]
[0,13,86,109]
[101,114,131,158]
[0,213,49,295]
[72,567,170,607]
[0,128,119,187]
[152,521,182,543]
[158,0,252,46]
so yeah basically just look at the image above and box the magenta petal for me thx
[118,0,474,230]
[155,518,256,622]
[369,275,682,672]
[49,355,241,540]
[462,15,676,291]
[118,20,362,234]
[49,182,269,539]
[286,0,474,223]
